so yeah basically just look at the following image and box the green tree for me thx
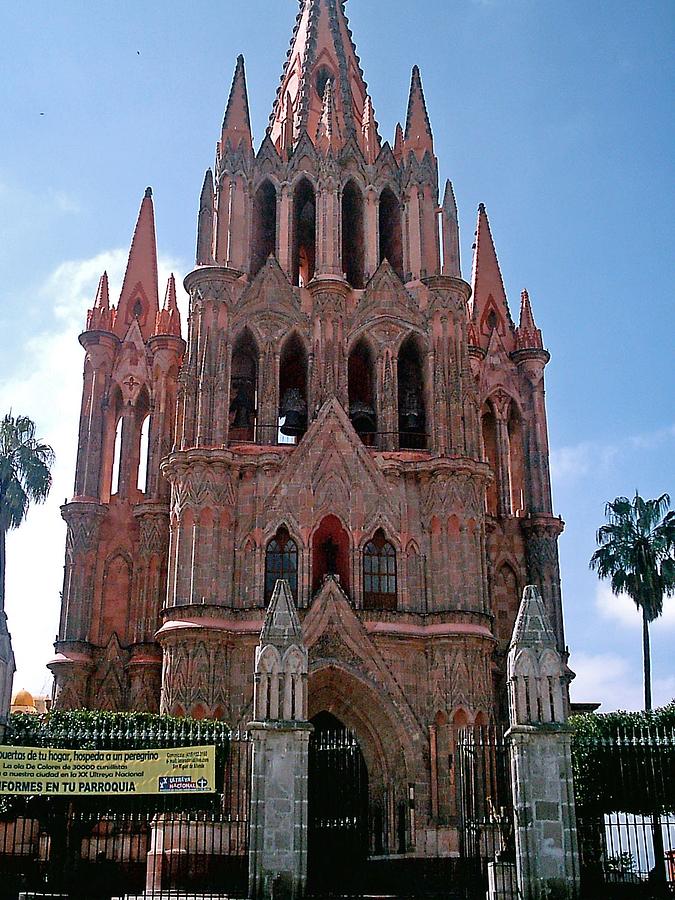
[0,413,55,614]
[590,492,675,711]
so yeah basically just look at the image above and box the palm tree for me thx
[0,413,55,614]
[590,492,675,711]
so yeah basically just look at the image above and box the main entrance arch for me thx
[308,711,369,892]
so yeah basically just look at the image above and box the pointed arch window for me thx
[348,338,377,446]
[379,187,403,279]
[230,330,258,443]
[292,178,316,287]
[342,180,364,288]
[398,335,426,449]
[251,180,277,278]
[265,527,299,603]
[363,529,397,611]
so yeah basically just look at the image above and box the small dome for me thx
[12,688,36,709]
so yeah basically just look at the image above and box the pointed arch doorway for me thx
[308,711,369,892]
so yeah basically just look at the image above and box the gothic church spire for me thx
[115,187,159,342]
[269,0,371,155]
[220,54,253,153]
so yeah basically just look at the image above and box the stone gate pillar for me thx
[507,585,580,899]
[248,580,311,900]
[0,612,15,742]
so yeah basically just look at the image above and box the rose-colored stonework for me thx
[50,0,566,846]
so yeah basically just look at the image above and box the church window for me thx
[265,527,298,603]
[348,338,377,446]
[292,178,316,287]
[486,309,498,331]
[251,180,277,278]
[481,405,498,516]
[508,402,525,515]
[137,414,150,492]
[133,298,143,319]
[278,333,308,444]
[111,416,123,496]
[230,329,258,443]
[398,335,426,449]
[363,529,397,610]
[379,187,403,279]
[342,180,364,288]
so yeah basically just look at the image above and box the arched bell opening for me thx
[312,515,350,595]
[342,180,365,288]
[508,401,525,515]
[278,333,308,444]
[397,335,427,449]
[348,338,377,446]
[308,711,369,892]
[481,403,498,516]
[229,329,258,443]
[292,177,316,287]
[250,180,277,278]
[379,187,403,280]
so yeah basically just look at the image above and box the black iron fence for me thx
[455,725,519,900]
[573,724,675,899]
[0,714,251,900]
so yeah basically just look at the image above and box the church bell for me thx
[280,388,308,437]
[349,400,377,436]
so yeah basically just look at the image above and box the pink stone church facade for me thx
[50,0,566,848]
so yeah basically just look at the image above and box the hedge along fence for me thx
[0,709,241,818]
[570,701,675,815]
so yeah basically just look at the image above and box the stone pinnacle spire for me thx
[154,274,182,338]
[404,65,434,160]
[115,187,159,342]
[470,203,514,346]
[269,0,370,154]
[516,289,544,350]
[221,55,253,152]
[196,169,215,266]
[86,272,113,332]
[315,78,340,153]
[441,180,461,278]
[361,94,380,164]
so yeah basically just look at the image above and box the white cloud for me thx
[595,582,675,632]
[0,250,188,697]
[550,425,675,485]
[570,651,675,712]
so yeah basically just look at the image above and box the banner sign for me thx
[0,745,216,796]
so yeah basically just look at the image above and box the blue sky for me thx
[1,0,673,710]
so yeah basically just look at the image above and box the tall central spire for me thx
[269,0,372,154]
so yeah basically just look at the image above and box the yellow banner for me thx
[0,745,216,796]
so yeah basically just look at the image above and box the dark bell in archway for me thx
[402,411,424,434]
[349,401,376,436]
[280,388,307,436]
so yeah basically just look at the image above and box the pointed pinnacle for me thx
[516,288,544,350]
[470,203,514,332]
[115,187,159,341]
[404,65,434,159]
[95,271,110,309]
[361,94,379,164]
[221,54,253,151]
[393,122,404,163]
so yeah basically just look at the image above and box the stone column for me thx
[0,612,15,742]
[248,580,311,900]
[507,586,580,899]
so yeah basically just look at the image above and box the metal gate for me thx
[455,725,518,900]
[307,712,369,894]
